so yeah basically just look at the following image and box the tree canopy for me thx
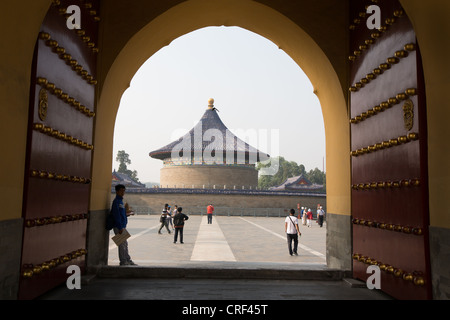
[116,150,140,183]
[256,156,325,190]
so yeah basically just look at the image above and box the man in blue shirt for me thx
[111,184,136,266]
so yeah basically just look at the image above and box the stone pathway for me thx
[108,215,327,266]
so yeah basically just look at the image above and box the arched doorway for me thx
[109,25,328,267]
[11,0,450,300]
[90,0,351,271]
[15,0,351,300]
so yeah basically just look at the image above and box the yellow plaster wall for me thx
[0,1,51,221]
[401,0,450,229]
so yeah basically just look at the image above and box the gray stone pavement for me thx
[39,215,392,301]
[108,215,327,266]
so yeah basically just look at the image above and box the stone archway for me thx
[89,0,351,270]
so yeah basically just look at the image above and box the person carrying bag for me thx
[285,208,301,256]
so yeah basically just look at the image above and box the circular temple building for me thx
[149,99,270,189]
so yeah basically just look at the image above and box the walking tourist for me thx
[285,209,301,256]
[317,206,325,227]
[158,204,171,234]
[166,205,174,230]
[302,207,307,225]
[173,207,189,244]
[307,209,313,228]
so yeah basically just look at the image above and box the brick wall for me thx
[114,192,326,216]
[160,165,258,189]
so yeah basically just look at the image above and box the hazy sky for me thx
[112,26,325,183]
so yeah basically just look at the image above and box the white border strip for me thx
[190,216,236,262]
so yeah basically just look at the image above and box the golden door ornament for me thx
[38,88,48,121]
[403,99,414,131]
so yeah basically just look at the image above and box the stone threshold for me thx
[90,261,351,281]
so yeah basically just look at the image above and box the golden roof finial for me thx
[207,98,214,109]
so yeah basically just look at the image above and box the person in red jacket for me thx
[306,209,313,228]
[207,204,214,224]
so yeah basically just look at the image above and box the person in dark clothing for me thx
[317,206,325,227]
[173,207,189,244]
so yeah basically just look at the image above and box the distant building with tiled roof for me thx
[269,174,324,192]
[112,170,146,189]
[149,98,270,189]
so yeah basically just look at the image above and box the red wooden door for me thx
[349,0,431,299]
[19,0,100,300]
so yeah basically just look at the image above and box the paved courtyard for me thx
[108,215,327,267]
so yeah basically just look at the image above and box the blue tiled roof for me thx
[269,174,324,191]
[149,108,270,162]
[112,171,146,188]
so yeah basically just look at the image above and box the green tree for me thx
[257,157,301,189]
[116,150,140,182]
[306,168,324,184]
[257,156,326,191]
[305,167,326,191]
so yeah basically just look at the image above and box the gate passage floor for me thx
[40,215,392,300]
